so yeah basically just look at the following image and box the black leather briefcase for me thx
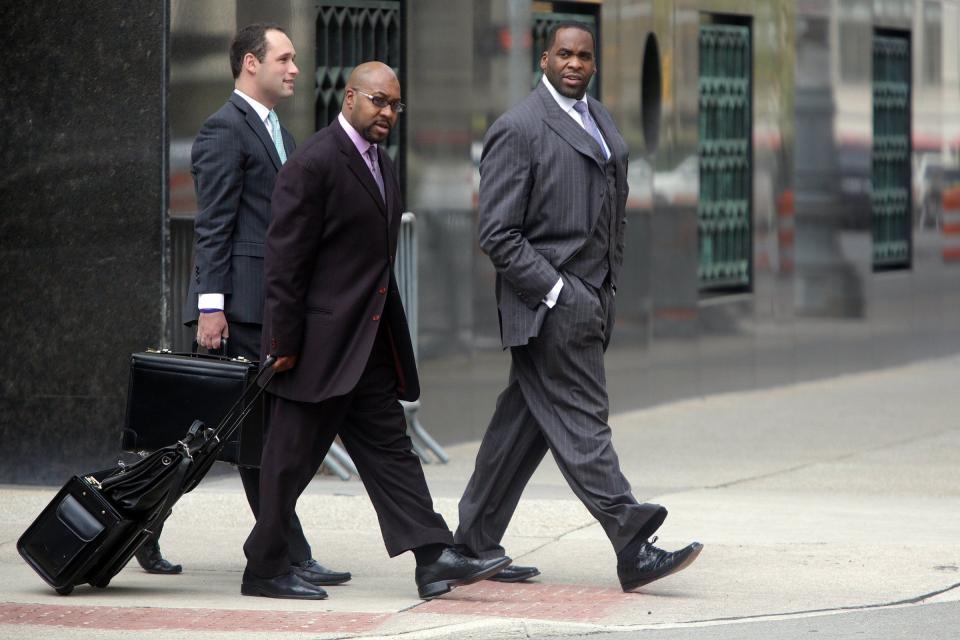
[121,348,264,467]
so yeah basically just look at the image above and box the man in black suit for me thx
[136,23,349,588]
[241,61,510,600]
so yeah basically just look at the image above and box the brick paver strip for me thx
[415,581,630,621]
[0,602,389,633]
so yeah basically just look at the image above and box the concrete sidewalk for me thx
[1,354,959,639]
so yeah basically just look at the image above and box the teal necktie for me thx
[267,110,287,164]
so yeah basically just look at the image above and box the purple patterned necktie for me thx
[366,145,386,202]
[573,101,610,160]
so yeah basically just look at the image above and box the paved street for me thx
[1,354,958,639]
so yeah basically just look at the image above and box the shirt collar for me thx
[233,89,272,124]
[338,113,375,158]
[541,74,588,116]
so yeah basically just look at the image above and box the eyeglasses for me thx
[353,88,406,114]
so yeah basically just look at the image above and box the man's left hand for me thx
[272,355,298,372]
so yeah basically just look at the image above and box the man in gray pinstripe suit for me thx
[456,22,702,592]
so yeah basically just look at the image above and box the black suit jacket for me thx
[262,120,419,404]
[184,93,295,326]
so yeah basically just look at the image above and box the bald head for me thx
[347,61,398,90]
[343,61,403,144]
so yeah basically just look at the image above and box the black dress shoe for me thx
[415,547,512,599]
[488,564,540,583]
[135,540,182,575]
[291,558,352,586]
[617,537,703,592]
[241,569,328,600]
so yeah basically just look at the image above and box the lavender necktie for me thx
[366,145,386,202]
[573,101,610,160]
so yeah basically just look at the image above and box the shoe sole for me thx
[241,584,328,600]
[418,557,513,600]
[141,567,182,575]
[487,568,540,583]
[620,544,703,593]
[298,574,352,586]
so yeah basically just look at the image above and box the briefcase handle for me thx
[146,341,252,365]
[191,337,229,359]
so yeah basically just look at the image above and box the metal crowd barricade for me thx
[322,442,356,480]
[320,212,447,478]
[398,212,449,464]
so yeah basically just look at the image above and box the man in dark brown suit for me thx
[241,62,510,601]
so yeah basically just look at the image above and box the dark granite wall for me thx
[0,2,167,483]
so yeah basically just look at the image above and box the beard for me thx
[363,122,391,143]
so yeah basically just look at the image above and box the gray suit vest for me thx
[563,157,618,288]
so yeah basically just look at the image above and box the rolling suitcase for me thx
[16,466,183,595]
[17,356,275,595]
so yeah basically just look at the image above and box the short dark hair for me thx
[544,20,596,52]
[229,23,286,79]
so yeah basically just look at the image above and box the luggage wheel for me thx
[90,579,110,589]
[55,585,74,596]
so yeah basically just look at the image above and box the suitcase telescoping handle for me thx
[208,355,277,448]
[179,356,277,496]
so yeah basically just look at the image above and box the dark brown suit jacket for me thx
[261,121,419,404]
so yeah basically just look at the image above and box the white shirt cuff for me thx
[198,293,224,311]
[543,277,563,308]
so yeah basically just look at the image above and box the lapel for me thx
[588,96,625,168]
[535,83,606,169]
[230,93,283,171]
[333,122,388,218]
[282,127,296,159]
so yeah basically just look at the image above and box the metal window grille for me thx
[315,1,402,162]
[872,32,911,269]
[698,23,752,291]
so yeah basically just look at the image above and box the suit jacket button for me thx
[378,287,387,295]
[372,314,380,321]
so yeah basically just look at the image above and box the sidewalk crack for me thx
[707,427,957,490]
[513,519,599,561]
[674,580,960,626]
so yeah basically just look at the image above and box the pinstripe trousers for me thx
[455,273,666,558]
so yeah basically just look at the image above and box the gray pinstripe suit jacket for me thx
[478,81,629,348]
[183,93,296,326]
